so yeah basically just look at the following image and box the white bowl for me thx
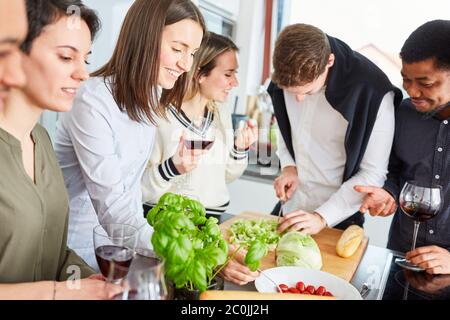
[255,266,362,300]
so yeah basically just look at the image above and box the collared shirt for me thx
[0,125,94,282]
[277,88,395,227]
[54,76,156,269]
[385,99,450,252]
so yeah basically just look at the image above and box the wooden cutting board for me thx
[220,211,369,282]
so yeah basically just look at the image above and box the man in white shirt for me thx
[268,23,403,234]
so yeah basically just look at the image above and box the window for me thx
[288,0,450,89]
[199,1,236,39]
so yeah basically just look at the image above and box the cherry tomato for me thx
[278,284,289,292]
[315,286,326,296]
[288,287,300,294]
[324,291,334,297]
[296,281,305,293]
[306,285,315,295]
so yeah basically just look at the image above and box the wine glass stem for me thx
[410,221,420,252]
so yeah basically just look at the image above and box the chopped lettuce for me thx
[228,219,280,251]
[276,231,322,270]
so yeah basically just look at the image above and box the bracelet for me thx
[52,281,57,300]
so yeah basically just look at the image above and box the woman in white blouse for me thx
[142,33,259,285]
[54,0,206,268]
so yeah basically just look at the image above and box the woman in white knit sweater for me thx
[142,32,259,285]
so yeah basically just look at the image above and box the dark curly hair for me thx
[400,19,450,70]
[21,0,100,53]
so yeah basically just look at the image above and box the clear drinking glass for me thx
[93,223,138,283]
[111,248,168,300]
[395,181,442,272]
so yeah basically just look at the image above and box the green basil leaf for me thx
[190,259,207,292]
[170,212,195,232]
[198,246,226,270]
[244,240,268,272]
[203,221,221,238]
[192,215,207,226]
[166,235,192,265]
[218,239,229,253]
[151,232,170,257]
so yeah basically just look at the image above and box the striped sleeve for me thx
[157,157,181,181]
[230,144,249,160]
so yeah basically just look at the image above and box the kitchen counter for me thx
[220,214,450,300]
[242,150,280,184]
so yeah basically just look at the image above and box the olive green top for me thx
[0,124,94,283]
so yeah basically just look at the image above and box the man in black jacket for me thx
[355,20,450,275]
[269,23,402,235]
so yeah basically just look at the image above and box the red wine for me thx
[400,201,438,222]
[184,140,214,150]
[95,245,134,280]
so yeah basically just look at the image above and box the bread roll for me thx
[336,225,364,258]
[199,290,336,300]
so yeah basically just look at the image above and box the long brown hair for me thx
[184,32,238,112]
[92,0,206,124]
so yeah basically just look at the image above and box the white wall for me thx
[289,0,450,55]
[233,0,265,114]
[228,178,279,216]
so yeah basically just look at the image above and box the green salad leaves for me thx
[276,231,323,270]
[229,219,281,271]
[147,193,228,292]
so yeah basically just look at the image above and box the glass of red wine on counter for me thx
[93,223,138,284]
[395,181,442,272]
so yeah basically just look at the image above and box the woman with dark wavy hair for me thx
[54,0,206,269]
[0,0,121,299]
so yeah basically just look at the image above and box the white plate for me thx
[255,266,362,300]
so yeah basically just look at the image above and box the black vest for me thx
[268,35,403,182]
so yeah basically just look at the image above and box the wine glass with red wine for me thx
[175,114,216,194]
[184,114,216,151]
[395,181,442,272]
[93,223,138,284]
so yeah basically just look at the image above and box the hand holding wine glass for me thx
[172,115,216,194]
[93,223,138,284]
[406,245,450,275]
[395,181,443,272]
[172,134,207,175]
